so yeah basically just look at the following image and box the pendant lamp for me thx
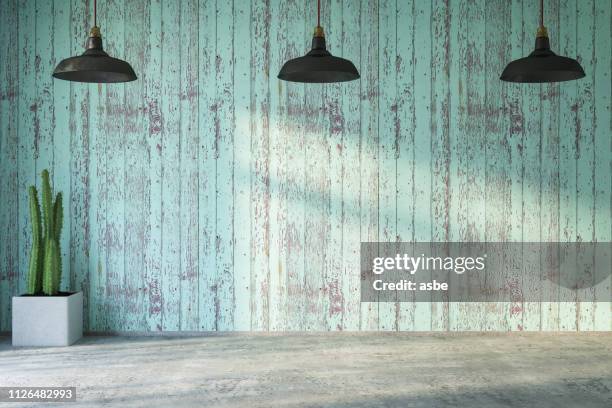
[53,0,137,83]
[500,0,584,83]
[278,0,359,83]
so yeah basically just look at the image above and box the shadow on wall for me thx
[231,109,600,241]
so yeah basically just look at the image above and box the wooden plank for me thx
[0,0,6,329]
[395,0,416,331]
[325,0,345,332]
[101,0,126,331]
[540,0,561,331]
[249,0,270,331]
[506,0,526,332]
[268,0,288,331]
[318,0,333,332]
[0,0,20,330]
[284,0,306,332]
[359,0,379,331]
[144,0,163,333]
[178,0,199,331]
[33,0,55,303]
[197,0,217,331]
[512,0,542,332]
[575,0,596,331]
[448,0,469,331]
[593,0,612,331]
[215,0,236,331]
[376,0,398,332]
[485,0,513,332]
[160,0,181,331]
[0,0,5,330]
[340,0,362,331]
[465,0,488,331]
[558,0,578,331]
[520,0,542,332]
[301,2,327,332]
[16,0,37,327]
[69,0,91,330]
[232,0,252,331]
[53,0,71,294]
[124,0,147,331]
[88,2,109,330]
[430,0,451,332]
[35,0,55,202]
[412,0,432,331]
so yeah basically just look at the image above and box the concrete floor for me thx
[0,334,611,408]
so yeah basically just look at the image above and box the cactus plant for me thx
[27,186,43,294]
[52,192,63,291]
[26,169,63,295]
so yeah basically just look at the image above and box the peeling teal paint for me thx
[0,0,610,332]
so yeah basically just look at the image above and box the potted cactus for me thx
[12,169,82,346]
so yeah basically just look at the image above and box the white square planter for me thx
[12,292,83,347]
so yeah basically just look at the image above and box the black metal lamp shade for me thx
[53,27,137,83]
[500,27,585,83]
[278,27,359,83]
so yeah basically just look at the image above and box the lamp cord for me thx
[539,0,543,27]
[94,0,97,27]
[317,0,320,27]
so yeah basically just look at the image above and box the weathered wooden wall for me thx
[0,0,610,332]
